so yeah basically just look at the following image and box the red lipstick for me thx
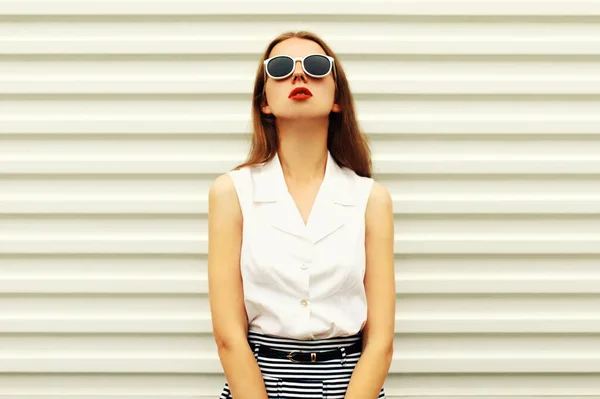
[289,87,313,100]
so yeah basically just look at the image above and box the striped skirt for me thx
[219,330,386,399]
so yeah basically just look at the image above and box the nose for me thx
[292,60,307,82]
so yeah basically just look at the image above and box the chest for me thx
[286,182,322,226]
[240,199,367,298]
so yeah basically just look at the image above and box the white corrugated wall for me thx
[1,1,600,398]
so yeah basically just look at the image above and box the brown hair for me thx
[233,31,372,178]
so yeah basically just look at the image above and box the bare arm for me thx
[208,173,268,399]
[344,181,396,399]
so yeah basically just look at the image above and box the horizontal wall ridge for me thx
[2,1,600,16]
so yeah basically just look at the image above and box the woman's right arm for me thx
[208,173,268,399]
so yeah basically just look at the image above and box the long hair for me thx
[233,31,372,178]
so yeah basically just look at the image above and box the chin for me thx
[275,108,331,120]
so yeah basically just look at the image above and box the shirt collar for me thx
[252,150,356,206]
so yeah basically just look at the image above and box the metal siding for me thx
[1,1,600,397]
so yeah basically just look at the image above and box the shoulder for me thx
[366,180,393,222]
[212,165,254,196]
[227,165,253,182]
[367,180,392,207]
[339,166,374,194]
[339,166,389,202]
[208,173,241,216]
[209,173,235,198]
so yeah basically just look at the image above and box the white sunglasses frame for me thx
[263,53,336,81]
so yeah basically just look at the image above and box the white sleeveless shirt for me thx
[228,151,374,340]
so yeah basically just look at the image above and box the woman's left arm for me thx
[345,181,396,399]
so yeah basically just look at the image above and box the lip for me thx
[289,87,313,98]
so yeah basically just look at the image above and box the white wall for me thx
[1,1,600,398]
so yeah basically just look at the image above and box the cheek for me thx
[264,84,287,107]
[312,81,336,102]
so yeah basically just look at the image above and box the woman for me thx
[208,31,395,399]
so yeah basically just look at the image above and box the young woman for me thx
[209,31,395,399]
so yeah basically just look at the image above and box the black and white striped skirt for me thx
[219,330,386,399]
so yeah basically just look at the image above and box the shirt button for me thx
[300,299,308,307]
[300,263,308,270]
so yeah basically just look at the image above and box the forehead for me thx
[269,37,326,58]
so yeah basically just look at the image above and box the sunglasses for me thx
[264,53,336,81]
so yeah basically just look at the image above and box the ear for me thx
[331,102,341,113]
[262,103,272,115]
[261,90,272,115]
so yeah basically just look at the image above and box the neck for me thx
[276,118,329,185]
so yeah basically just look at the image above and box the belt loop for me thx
[253,343,260,360]
[339,346,347,366]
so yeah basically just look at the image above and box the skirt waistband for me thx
[247,330,362,352]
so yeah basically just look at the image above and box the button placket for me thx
[299,259,311,304]
[300,260,311,310]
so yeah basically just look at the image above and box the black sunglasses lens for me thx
[304,55,331,76]
[267,57,294,78]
